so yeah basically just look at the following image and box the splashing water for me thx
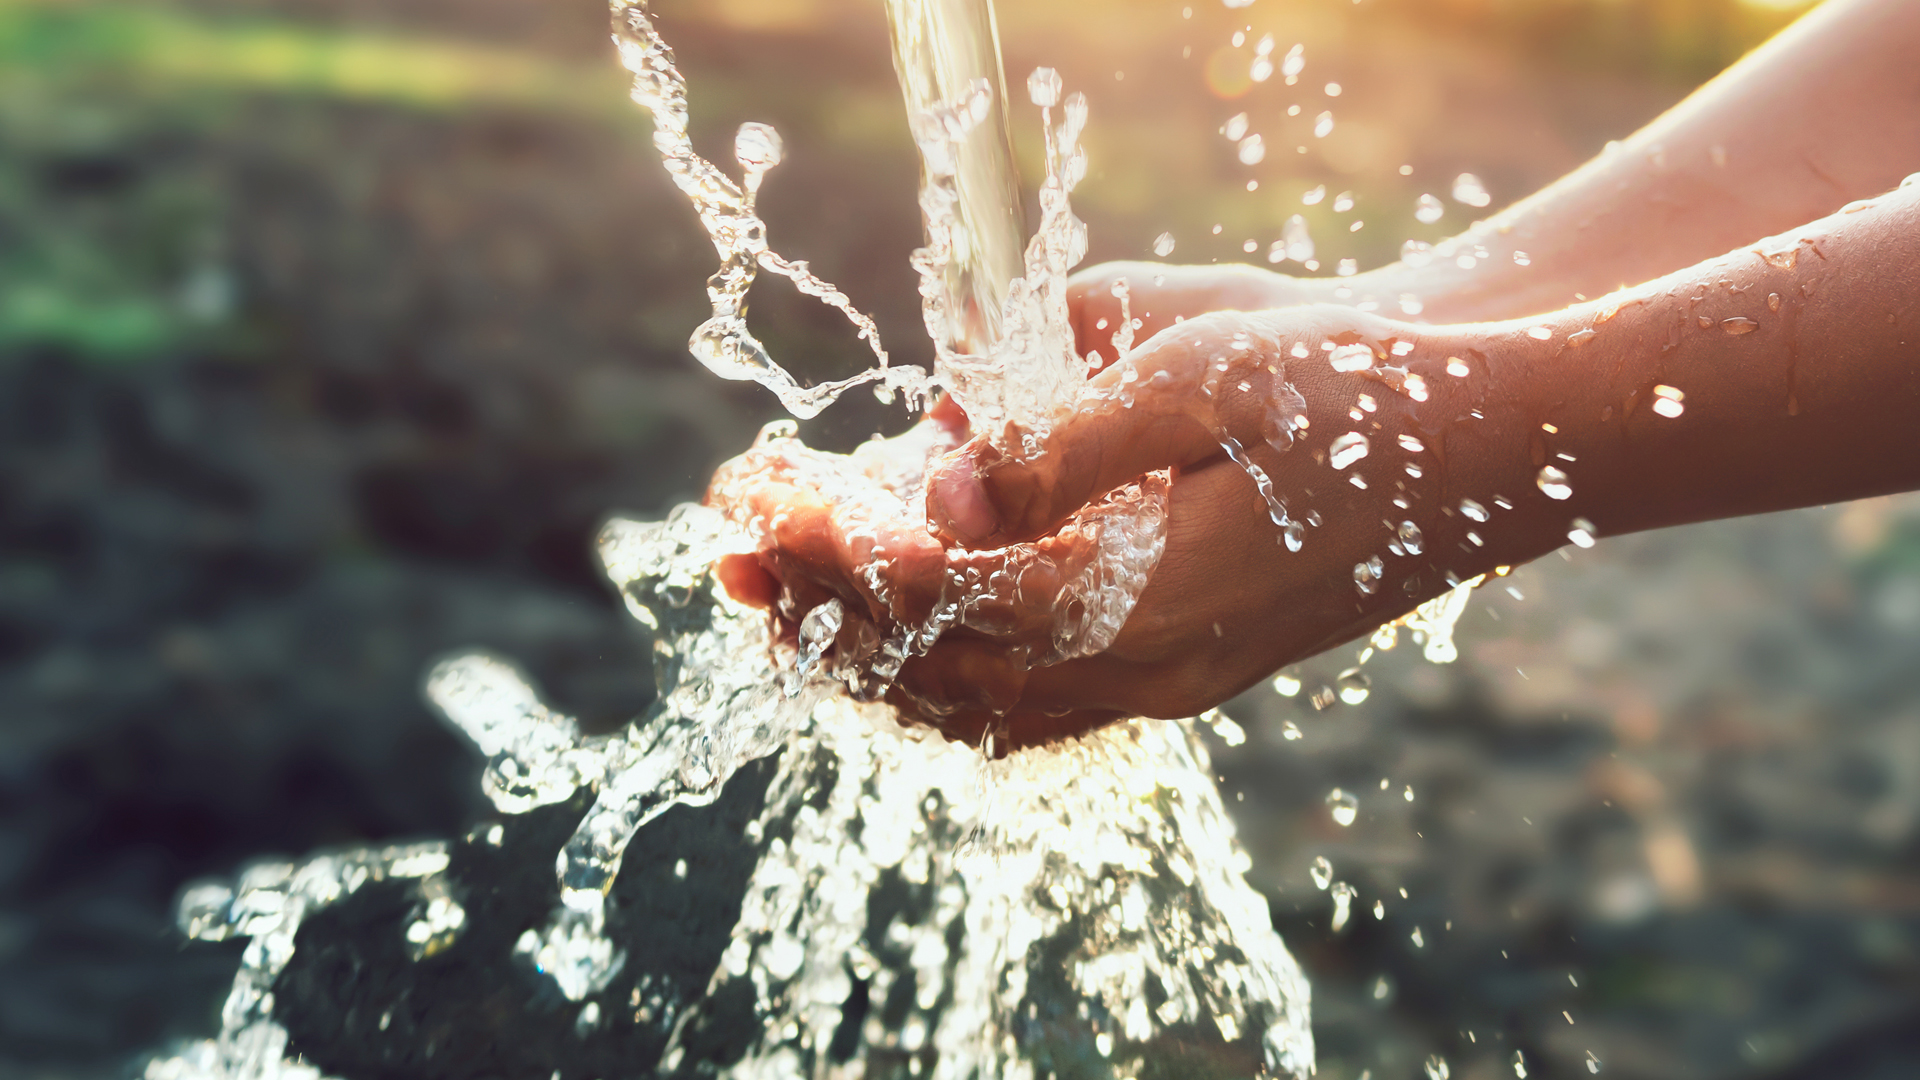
[143,2,1318,1077]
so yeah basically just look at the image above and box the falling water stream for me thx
[140,2,1335,1077]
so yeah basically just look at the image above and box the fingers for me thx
[927,311,1272,545]
[1067,262,1297,362]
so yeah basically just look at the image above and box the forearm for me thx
[1322,0,1920,324]
[1437,176,1920,576]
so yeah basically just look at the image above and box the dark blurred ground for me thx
[9,0,1918,1078]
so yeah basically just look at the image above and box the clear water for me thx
[140,1,1323,1077]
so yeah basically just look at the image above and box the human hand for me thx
[1066,261,1329,368]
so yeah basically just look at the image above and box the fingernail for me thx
[928,456,997,545]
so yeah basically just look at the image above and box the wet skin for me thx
[711,0,1920,750]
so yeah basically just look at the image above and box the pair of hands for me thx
[710,264,1493,750]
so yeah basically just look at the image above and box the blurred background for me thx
[9,0,1920,1077]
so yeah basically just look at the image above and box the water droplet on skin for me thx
[1265,381,1310,452]
[1313,111,1334,138]
[1333,191,1355,213]
[1152,231,1175,257]
[1526,325,1554,340]
[1567,328,1596,347]
[1568,517,1597,548]
[1336,668,1371,703]
[1760,245,1797,269]
[1513,250,1532,266]
[1397,521,1425,554]
[1337,258,1358,277]
[1451,172,1491,207]
[1282,720,1303,740]
[1397,433,1424,452]
[1326,788,1358,826]
[1415,193,1444,224]
[1027,66,1063,108]
[1399,239,1434,268]
[1403,373,1429,401]
[1330,343,1374,373]
[1722,316,1758,335]
[1405,462,1423,478]
[1424,1052,1448,1079]
[1652,384,1685,418]
[1283,518,1307,551]
[1329,432,1370,468]
[1446,356,1470,377]
[1238,134,1267,164]
[1223,112,1250,141]
[1767,292,1781,311]
[1302,184,1326,205]
[1537,465,1573,499]
[1311,856,1333,890]
[1459,498,1489,522]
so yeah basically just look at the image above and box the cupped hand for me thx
[918,304,1543,741]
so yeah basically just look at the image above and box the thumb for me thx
[926,312,1261,545]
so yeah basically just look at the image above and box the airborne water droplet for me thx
[1282,720,1303,740]
[1397,521,1425,554]
[1302,184,1326,205]
[1401,239,1434,267]
[1283,215,1314,261]
[1329,880,1356,931]
[1282,43,1305,78]
[1415,193,1444,224]
[1336,668,1371,704]
[1568,517,1597,548]
[1537,465,1573,499]
[1152,231,1176,257]
[1722,316,1758,335]
[734,122,785,182]
[1333,191,1355,213]
[1330,432,1370,468]
[1272,670,1302,697]
[1313,111,1334,138]
[1451,172,1491,207]
[1238,134,1267,165]
[1326,788,1358,826]
[1027,66,1063,108]
[1459,498,1489,522]
[1223,111,1250,141]
[1424,1053,1449,1080]
[1311,855,1333,890]
[1513,1050,1528,1078]
[1373,899,1385,919]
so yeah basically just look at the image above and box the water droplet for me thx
[1313,111,1334,138]
[1537,465,1573,499]
[1526,325,1554,340]
[1336,668,1371,704]
[1329,880,1356,931]
[1334,258,1357,277]
[1586,1050,1602,1073]
[1330,343,1374,373]
[1302,184,1326,205]
[1568,328,1597,347]
[1282,720,1303,740]
[1410,926,1426,948]
[1311,856,1333,890]
[1397,521,1425,554]
[1415,193,1445,224]
[1398,239,1435,268]
[1282,43,1305,78]
[1403,785,1414,801]
[1281,214,1314,261]
[1722,316,1758,335]
[1325,81,1341,96]
[1767,291,1781,311]
[1652,383,1685,418]
[1333,191,1355,213]
[1329,432,1370,468]
[1446,356,1470,377]
[1372,975,1392,1000]
[1326,788,1358,826]
[1459,498,1489,522]
[1265,381,1310,451]
[1373,899,1385,919]
[1760,245,1797,269]
[1513,1050,1528,1078]
[1397,433,1425,453]
[1027,66,1062,107]
[1452,172,1491,207]
[1223,111,1250,141]
[1283,518,1307,551]
[1424,1053,1449,1080]
[1272,670,1302,697]
[1403,373,1429,401]
[1238,134,1267,164]
[1152,231,1176,257]
[734,122,784,187]
[1568,517,1597,547]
